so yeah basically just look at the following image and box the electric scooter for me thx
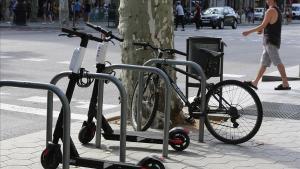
[40,27,165,169]
[77,23,190,152]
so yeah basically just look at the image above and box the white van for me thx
[292,3,300,19]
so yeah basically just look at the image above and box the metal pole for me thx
[0,81,71,169]
[49,71,128,162]
[95,80,104,148]
[106,64,172,158]
[143,59,207,142]
[47,90,53,145]
[137,72,144,131]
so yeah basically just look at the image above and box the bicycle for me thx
[130,42,263,144]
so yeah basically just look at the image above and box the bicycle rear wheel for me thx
[205,80,263,144]
[130,73,159,131]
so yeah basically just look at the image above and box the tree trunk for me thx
[118,0,184,128]
[59,0,69,27]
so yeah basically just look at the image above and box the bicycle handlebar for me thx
[86,22,124,42]
[61,28,103,43]
[133,42,187,56]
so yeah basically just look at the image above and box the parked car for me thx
[292,3,300,19]
[254,8,265,21]
[200,6,238,29]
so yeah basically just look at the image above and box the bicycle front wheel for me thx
[130,74,159,131]
[205,80,263,144]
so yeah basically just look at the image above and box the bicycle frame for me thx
[157,63,201,108]
[158,64,232,114]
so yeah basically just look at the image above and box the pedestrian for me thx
[83,0,91,22]
[193,1,201,30]
[0,0,3,21]
[26,0,31,22]
[42,0,53,24]
[247,7,254,23]
[74,0,81,24]
[8,0,16,22]
[175,1,185,31]
[242,0,291,90]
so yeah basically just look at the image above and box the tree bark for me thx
[118,0,184,128]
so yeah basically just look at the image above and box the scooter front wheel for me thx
[41,143,62,169]
[138,156,165,169]
[78,121,96,144]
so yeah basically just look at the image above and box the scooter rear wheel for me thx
[169,128,190,151]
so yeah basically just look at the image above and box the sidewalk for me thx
[1,19,300,30]
[0,21,112,31]
[1,68,300,169]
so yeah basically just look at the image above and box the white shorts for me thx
[261,43,282,67]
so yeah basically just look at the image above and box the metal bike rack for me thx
[48,72,128,162]
[105,64,172,158]
[0,80,71,169]
[144,59,207,142]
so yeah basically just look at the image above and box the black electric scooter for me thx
[77,23,190,152]
[40,28,165,169]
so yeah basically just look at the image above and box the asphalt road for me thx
[1,24,300,140]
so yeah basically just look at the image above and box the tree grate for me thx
[246,102,300,120]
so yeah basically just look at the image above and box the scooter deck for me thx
[71,156,140,169]
[102,130,164,144]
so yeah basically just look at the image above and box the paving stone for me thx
[164,162,188,169]
[253,163,290,169]
[4,159,34,166]
[7,153,35,160]
[1,166,30,169]
[0,155,10,162]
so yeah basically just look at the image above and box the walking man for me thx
[242,0,290,90]
[175,1,185,31]
[194,1,201,30]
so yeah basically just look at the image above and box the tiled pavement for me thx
[1,70,300,168]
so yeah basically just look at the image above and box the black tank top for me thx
[263,6,282,48]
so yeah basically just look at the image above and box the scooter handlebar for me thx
[61,28,103,43]
[86,22,124,42]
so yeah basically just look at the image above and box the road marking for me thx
[0,103,86,120]
[223,74,245,78]
[19,96,119,110]
[0,92,10,96]
[57,61,70,65]
[75,102,119,109]
[0,103,120,120]
[19,96,60,102]
[22,58,47,62]
[0,56,13,59]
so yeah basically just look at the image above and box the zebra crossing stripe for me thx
[223,74,245,78]
[21,58,47,62]
[19,96,60,103]
[57,61,70,64]
[0,103,87,120]
[18,96,119,110]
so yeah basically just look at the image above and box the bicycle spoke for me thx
[205,80,262,144]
